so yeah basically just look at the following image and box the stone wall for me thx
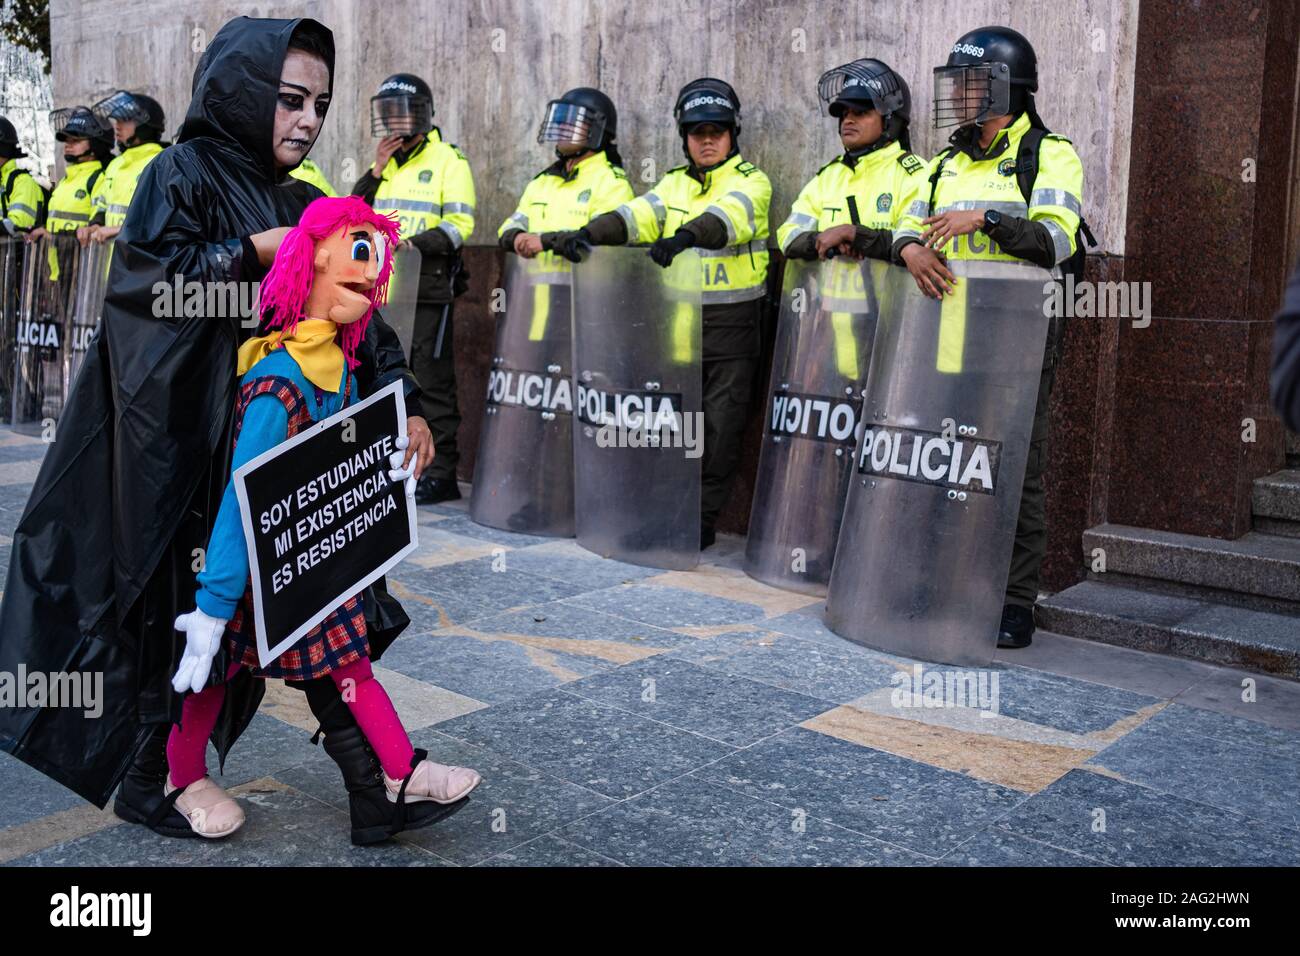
[46,0,1147,587]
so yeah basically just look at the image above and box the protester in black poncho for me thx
[0,16,462,846]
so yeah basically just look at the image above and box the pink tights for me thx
[166,656,416,788]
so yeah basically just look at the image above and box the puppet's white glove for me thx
[171,609,228,695]
[388,435,417,497]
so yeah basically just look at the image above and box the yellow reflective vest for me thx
[47,160,105,232]
[894,112,1084,374]
[290,157,337,196]
[777,140,927,253]
[894,112,1083,265]
[96,142,164,227]
[372,128,475,250]
[613,152,771,304]
[1,158,45,230]
[777,142,927,380]
[499,150,633,341]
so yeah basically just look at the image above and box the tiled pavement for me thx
[1,425,1299,867]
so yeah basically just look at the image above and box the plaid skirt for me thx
[225,589,371,682]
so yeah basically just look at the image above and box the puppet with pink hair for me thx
[162,196,481,839]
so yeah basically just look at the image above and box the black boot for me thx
[319,724,467,846]
[997,604,1035,649]
[415,476,461,504]
[112,724,198,839]
[700,524,717,550]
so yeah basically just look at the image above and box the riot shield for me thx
[825,259,1053,666]
[11,233,82,435]
[382,245,422,358]
[744,256,882,595]
[571,246,702,570]
[0,236,23,425]
[469,254,576,535]
[66,239,109,388]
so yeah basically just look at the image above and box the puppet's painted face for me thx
[304,223,384,326]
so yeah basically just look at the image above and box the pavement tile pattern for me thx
[1,427,1297,867]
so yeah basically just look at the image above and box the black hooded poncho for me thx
[0,16,419,806]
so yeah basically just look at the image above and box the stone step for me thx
[1082,523,1300,605]
[1253,470,1300,537]
[1037,580,1300,679]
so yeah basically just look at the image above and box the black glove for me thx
[552,227,593,263]
[649,230,696,268]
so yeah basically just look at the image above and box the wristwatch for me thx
[982,209,1002,233]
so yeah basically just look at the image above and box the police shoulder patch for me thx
[1044,133,1073,145]
[898,153,924,175]
[450,144,468,160]
[418,169,433,183]
[610,164,627,179]
[735,160,757,176]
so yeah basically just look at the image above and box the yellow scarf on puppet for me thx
[237,318,344,393]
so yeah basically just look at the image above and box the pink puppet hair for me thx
[257,195,403,369]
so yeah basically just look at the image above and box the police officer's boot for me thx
[997,604,1035,650]
[112,724,200,838]
[415,475,461,504]
[319,723,467,846]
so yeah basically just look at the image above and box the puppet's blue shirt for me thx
[195,348,350,620]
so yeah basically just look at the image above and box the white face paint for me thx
[373,232,387,271]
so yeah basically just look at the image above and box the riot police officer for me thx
[498,87,632,260]
[353,73,476,504]
[29,107,113,244]
[548,78,771,548]
[89,90,167,242]
[0,116,45,235]
[778,58,926,264]
[892,26,1088,648]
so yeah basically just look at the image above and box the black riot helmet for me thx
[674,77,741,137]
[537,87,618,153]
[52,106,115,163]
[674,77,741,163]
[93,90,166,144]
[933,26,1038,129]
[371,73,434,140]
[0,116,26,159]
[818,58,912,149]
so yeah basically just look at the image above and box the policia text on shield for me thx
[883,26,1091,653]
[545,78,771,552]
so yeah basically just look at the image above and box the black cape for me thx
[0,16,419,807]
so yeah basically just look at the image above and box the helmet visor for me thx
[537,100,606,149]
[370,94,433,138]
[933,64,1009,129]
[818,62,901,117]
[50,108,76,140]
[91,91,151,125]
